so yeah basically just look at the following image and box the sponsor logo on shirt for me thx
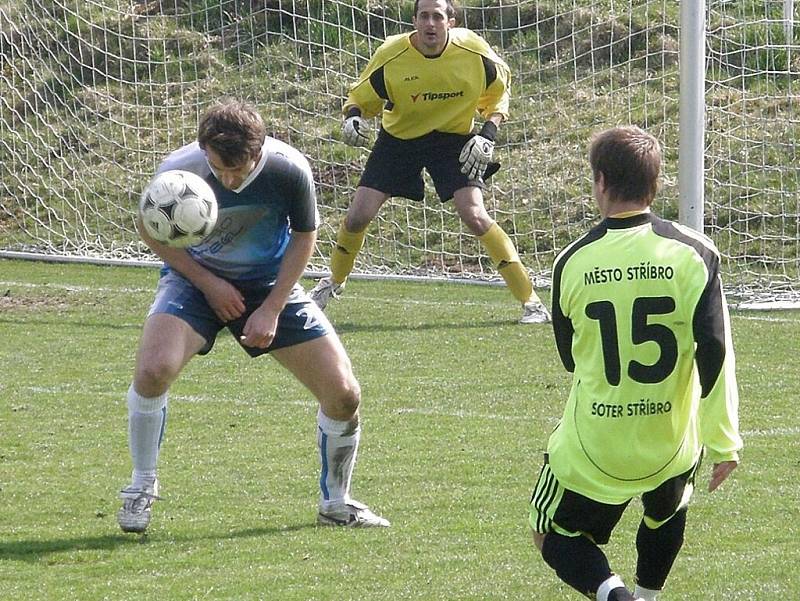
[584,263,674,286]
[591,399,673,418]
[410,90,465,102]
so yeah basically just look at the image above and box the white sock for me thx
[317,408,360,510]
[597,575,628,601]
[633,585,660,601]
[127,384,167,489]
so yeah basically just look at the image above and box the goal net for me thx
[1,1,798,304]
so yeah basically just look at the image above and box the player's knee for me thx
[135,359,180,393]
[327,377,361,419]
[339,379,362,417]
[460,211,492,235]
[344,212,371,233]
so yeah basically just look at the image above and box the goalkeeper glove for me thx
[342,115,370,147]
[459,121,498,180]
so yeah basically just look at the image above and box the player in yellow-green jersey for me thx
[529,126,742,601]
[309,0,550,325]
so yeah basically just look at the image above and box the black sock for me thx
[608,586,636,601]
[540,532,613,597]
[608,587,636,601]
[635,508,687,590]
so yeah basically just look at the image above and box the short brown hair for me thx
[413,0,457,19]
[589,125,661,205]
[197,99,266,166]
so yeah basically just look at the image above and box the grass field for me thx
[1,258,799,600]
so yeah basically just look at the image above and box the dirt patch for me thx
[0,290,71,311]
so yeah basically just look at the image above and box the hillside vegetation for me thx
[1,1,797,295]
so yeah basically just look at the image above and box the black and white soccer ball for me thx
[139,170,218,248]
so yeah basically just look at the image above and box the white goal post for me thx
[1,1,798,305]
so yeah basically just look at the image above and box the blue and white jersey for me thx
[156,137,319,281]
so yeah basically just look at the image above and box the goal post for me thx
[1,1,798,305]
[679,0,705,234]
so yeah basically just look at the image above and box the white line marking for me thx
[735,314,799,324]
[394,406,544,422]
[19,385,798,438]
[3,280,800,316]
[741,426,800,438]
[0,281,151,294]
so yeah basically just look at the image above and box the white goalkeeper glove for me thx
[459,134,495,180]
[342,115,370,147]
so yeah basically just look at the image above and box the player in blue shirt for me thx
[117,99,389,532]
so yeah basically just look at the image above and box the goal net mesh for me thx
[1,0,797,303]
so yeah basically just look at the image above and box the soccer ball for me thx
[139,170,218,248]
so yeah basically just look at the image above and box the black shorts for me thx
[359,128,500,202]
[529,454,701,545]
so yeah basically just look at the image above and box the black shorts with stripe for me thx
[529,454,700,544]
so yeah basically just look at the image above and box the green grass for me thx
[1,258,799,600]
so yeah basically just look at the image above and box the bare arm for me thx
[708,460,738,492]
[485,112,504,128]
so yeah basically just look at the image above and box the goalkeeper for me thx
[310,0,550,324]
[529,126,742,601]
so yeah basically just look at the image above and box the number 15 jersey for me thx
[548,211,742,504]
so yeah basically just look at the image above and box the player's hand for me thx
[240,304,280,349]
[342,116,370,147]
[202,278,245,322]
[708,460,738,492]
[459,134,495,180]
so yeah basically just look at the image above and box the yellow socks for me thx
[478,222,538,304]
[331,221,538,304]
[330,223,367,285]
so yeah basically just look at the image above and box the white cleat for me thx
[317,499,390,528]
[309,276,345,310]
[117,480,160,533]
[520,300,552,324]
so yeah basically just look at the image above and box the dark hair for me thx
[197,99,266,166]
[413,0,457,19]
[589,125,661,205]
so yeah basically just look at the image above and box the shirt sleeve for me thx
[693,266,743,464]
[284,154,319,233]
[476,53,510,120]
[551,250,576,373]
[343,40,400,119]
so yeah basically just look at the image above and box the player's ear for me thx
[595,170,608,194]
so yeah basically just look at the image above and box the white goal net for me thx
[1,1,798,303]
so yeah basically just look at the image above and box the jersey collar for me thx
[230,146,268,193]
[605,210,653,229]
[409,31,450,59]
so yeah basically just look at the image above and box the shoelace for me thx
[121,490,161,512]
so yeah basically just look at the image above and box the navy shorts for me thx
[148,271,332,357]
[359,128,500,202]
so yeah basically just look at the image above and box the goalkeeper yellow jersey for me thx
[343,28,510,140]
[548,211,742,504]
